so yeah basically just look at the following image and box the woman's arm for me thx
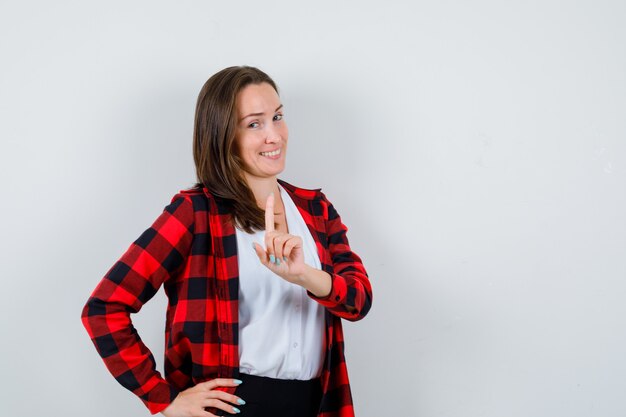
[81,194,194,414]
[306,191,373,322]
[253,191,372,322]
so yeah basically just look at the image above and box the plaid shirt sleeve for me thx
[308,191,373,322]
[81,194,194,414]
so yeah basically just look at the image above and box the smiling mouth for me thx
[260,148,281,157]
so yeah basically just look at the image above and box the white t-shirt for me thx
[235,182,326,380]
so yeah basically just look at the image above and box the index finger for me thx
[199,378,243,390]
[265,192,275,233]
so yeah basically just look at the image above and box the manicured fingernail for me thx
[233,406,241,413]
[233,379,243,385]
[269,254,275,263]
[283,257,287,261]
[237,398,246,405]
[276,257,281,265]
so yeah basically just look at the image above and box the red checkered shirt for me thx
[81,178,373,416]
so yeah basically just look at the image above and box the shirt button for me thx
[293,342,298,348]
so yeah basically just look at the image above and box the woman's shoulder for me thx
[165,184,208,213]
[277,178,323,200]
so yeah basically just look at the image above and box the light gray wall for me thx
[1,1,625,416]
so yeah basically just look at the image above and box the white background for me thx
[1,1,625,416]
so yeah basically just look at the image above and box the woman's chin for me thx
[245,168,285,181]
[263,161,286,176]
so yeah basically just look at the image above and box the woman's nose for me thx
[265,125,282,143]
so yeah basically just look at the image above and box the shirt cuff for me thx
[307,272,346,307]
[142,379,180,415]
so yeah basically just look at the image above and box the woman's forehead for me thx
[237,83,280,114]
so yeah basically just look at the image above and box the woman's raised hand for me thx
[252,192,307,284]
[160,378,244,417]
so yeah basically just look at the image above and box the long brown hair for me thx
[192,65,279,233]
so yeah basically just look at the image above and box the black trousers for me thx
[225,373,322,417]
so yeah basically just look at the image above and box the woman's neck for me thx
[243,174,281,208]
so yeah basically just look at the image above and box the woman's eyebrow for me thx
[239,104,283,122]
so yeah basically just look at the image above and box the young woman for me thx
[82,66,373,417]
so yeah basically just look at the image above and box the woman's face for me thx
[234,82,288,182]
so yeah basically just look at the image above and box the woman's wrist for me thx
[298,264,332,298]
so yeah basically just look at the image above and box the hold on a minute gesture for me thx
[251,192,307,284]
[252,192,333,298]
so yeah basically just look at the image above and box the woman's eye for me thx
[273,113,283,121]
[248,121,259,128]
